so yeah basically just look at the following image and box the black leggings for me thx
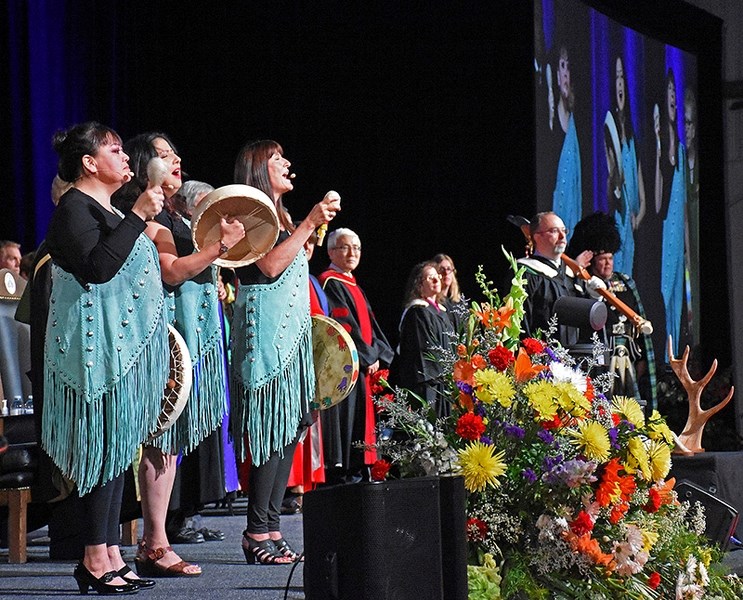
[79,472,125,547]
[246,435,299,535]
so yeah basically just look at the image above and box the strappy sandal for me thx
[241,532,292,565]
[134,542,202,577]
[274,537,303,562]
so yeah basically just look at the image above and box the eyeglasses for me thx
[438,266,456,274]
[535,227,569,236]
[425,275,442,282]
[332,244,361,253]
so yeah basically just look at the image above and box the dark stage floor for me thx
[0,498,306,600]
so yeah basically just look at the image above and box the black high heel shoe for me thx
[241,532,292,565]
[73,563,139,595]
[117,566,156,589]
[273,537,303,562]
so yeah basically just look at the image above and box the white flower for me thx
[549,361,587,393]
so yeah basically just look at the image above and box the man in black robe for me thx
[517,211,598,346]
[319,228,393,484]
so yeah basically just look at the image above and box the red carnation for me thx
[370,459,391,481]
[569,510,594,536]
[456,412,486,440]
[370,369,390,395]
[487,346,515,371]
[647,572,661,590]
[466,517,489,543]
[522,338,545,355]
[644,488,662,513]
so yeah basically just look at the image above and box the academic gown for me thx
[517,254,584,347]
[318,269,394,477]
[397,300,451,417]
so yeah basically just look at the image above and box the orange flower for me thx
[456,344,468,357]
[475,303,516,332]
[471,354,487,370]
[562,531,613,567]
[652,478,678,507]
[514,348,547,383]
[458,389,474,412]
[454,360,475,386]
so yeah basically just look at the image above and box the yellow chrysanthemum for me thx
[569,421,610,462]
[646,410,674,444]
[647,439,672,480]
[612,396,646,429]
[457,441,507,492]
[554,382,591,418]
[474,369,516,408]
[625,436,652,481]
[641,529,659,553]
[524,380,559,421]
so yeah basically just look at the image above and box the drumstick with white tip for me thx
[317,190,340,246]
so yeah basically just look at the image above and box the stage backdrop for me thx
[1,0,725,367]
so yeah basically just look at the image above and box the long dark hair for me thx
[112,132,188,215]
[234,139,293,232]
[52,121,121,182]
[612,55,635,143]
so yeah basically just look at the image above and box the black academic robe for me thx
[397,300,451,417]
[517,254,584,347]
[319,269,394,478]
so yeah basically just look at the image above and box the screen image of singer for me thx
[533,0,713,367]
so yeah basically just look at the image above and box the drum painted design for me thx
[311,315,359,410]
[149,324,193,440]
[191,184,280,268]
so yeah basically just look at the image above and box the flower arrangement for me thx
[370,254,743,599]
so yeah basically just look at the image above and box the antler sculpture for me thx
[667,336,735,454]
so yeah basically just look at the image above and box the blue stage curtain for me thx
[4,1,123,248]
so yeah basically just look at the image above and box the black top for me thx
[46,188,146,284]
[235,230,290,286]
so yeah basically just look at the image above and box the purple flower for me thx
[480,435,492,445]
[457,381,473,395]
[544,347,558,361]
[521,468,538,482]
[609,428,620,450]
[503,423,525,439]
[474,401,487,417]
[542,453,563,472]
[537,430,555,445]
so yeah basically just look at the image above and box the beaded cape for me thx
[149,215,227,455]
[230,251,315,466]
[43,234,168,495]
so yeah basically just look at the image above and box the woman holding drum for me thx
[231,140,340,564]
[44,122,166,594]
[113,132,245,577]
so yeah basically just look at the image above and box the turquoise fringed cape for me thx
[152,267,227,455]
[230,252,315,466]
[43,234,169,496]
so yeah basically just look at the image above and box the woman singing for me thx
[113,132,245,577]
[45,122,166,594]
[231,140,339,564]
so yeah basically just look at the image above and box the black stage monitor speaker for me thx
[676,479,739,550]
[303,476,467,600]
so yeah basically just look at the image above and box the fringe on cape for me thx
[230,328,314,466]
[41,319,169,496]
[151,333,227,455]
